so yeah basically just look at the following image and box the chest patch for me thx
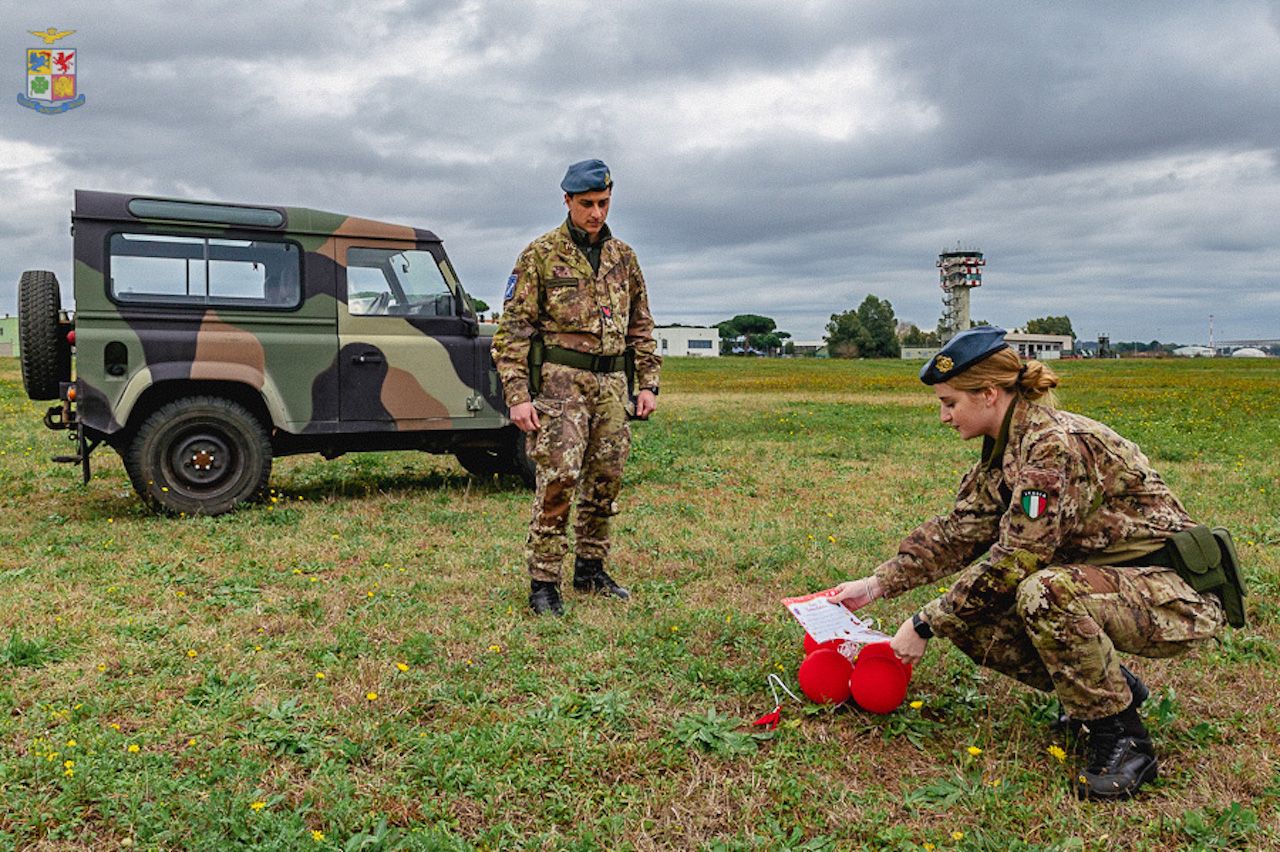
[1020,489,1049,520]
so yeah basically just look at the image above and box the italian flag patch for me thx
[1021,489,1048,519]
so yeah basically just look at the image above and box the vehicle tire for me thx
[18,270,72,401]
[454,447,506,478]
[125,396,272,516]
[454,428,534,487]
[507,427,536,487]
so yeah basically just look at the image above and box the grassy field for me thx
[0,355,1276,850]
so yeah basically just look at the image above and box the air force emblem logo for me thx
[19,27,85,114]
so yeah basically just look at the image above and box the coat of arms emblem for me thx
[19,27,84,114]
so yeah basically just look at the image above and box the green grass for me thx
[0,355,1277,849]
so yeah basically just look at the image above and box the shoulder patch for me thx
[504,274,517,302]
[1020,489,1048,520]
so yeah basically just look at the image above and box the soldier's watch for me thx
[641,386,659,395]
[911,612,933,640]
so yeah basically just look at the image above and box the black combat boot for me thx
[529,581,564,616]
[572,557,630,600]
[1074,707,1158,800]
[1054,665,1150,743]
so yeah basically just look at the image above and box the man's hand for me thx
[825,576,883,612]
[635,389,657,419]
[890,616,928,665]
[509,401,540,433]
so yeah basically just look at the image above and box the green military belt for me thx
[543,345,626,373]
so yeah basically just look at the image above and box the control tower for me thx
[937,248,985,341]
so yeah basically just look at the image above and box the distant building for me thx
[0,314,18,358]
[1174,345,1216,358]
[790,340,825,357]
[655,325,720,357]
[901,331,1073,363]
[1230,347,1267,358]
[1005,331,1073,360]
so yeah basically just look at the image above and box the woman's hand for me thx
[890,616,928,666]
[825,576,883,612]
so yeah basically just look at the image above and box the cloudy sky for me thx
[4,1,1279,344]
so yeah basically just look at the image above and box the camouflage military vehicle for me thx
[18,190,532,515]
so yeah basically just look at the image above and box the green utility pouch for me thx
[527,335,545,397]
[1211,527,1248,628]
[1166,525,1225,593]
[1166,525,1247,628]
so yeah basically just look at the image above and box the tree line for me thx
[716,299,1077,359]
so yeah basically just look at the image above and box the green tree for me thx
[858,296,901,358]
[826,295,901,359]
[1025,315,1075,337]
[901,324,929,347]
[717,314,785,355]
[825,310,865,358]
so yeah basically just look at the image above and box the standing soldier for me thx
[492,159,661,616]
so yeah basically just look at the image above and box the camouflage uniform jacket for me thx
[492,221,660,408]
[873,399,1196,638]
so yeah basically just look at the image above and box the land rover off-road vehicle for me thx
[18,190,533,515]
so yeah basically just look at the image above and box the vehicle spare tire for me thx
[18,270,72,401]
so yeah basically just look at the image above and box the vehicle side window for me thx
[109,233,301,307]
[347,247,455,317]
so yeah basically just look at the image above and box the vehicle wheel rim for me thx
[165,429,241,493]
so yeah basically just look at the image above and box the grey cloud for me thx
[2,1,1278,345]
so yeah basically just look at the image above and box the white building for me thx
[655,325,720,357]
[1174,345,1216,358]
[901,330,1073,363]
[1005,331,1073,360]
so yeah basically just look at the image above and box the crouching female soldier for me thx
[829,326,1244,800]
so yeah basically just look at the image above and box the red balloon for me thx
[849,643,913,714]
[803,633,847,655]
[797,649,853,704]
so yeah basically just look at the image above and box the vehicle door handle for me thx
[353,352,384,365]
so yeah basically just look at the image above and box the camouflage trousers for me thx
[524,362,631,584]
[942,564,1225,719]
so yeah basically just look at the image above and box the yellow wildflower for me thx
[366,691,378,701]
[909,700,923,709]
[952,831,964,841]
[396,662,409,672]
[127,744,140,753]
[250,801,266,812]
[1047,744,1067,763]
[311,830,325,841]
[967,745,982,757]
